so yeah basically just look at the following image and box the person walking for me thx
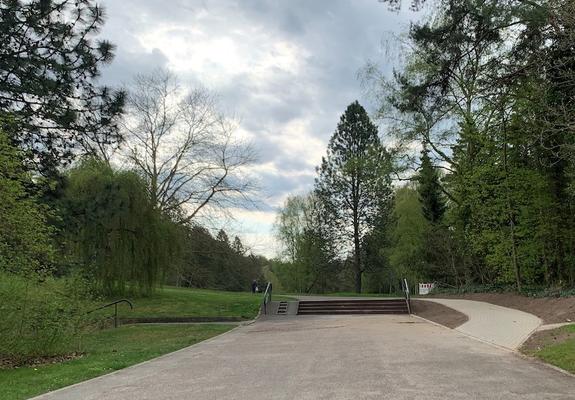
[251,279,257,294]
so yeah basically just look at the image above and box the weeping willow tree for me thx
[63,159,182,296]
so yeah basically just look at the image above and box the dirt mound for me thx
[411,300,468,328]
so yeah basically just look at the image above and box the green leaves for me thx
[0,129,55,276]
[61,159,182,296]
[0,0,125,175]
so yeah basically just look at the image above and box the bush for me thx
[0,272,95,362]
[0,130,55,275]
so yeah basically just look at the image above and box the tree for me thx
[216,229,230,245]
[167,225,263,291]
[62,159,182,296]
[232,236,245,255]
[274,193,339,293]
[417,146,446,224]
[0,0,125,174]
[122,70,256,224]
[366,0,575,289]
[0,128,54,275]
[387,186,428,284]
[377,0,427,11]
[315,101,393,293]
[275,195,308,263]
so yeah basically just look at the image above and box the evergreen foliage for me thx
[417,147,445,224]
[168,226,264,292]
[0,0,125,174]
[315,101,393,292]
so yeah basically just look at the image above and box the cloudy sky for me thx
[98,0,424,257]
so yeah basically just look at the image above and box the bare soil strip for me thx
[411,300,468,328]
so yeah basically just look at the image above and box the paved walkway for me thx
[537,322,575,332]
[33,315,574,400]
[423,298,542,349]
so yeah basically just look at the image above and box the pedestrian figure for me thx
[251,279,257,294]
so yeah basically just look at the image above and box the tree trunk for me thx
[503,119,521,292]
[354,218,361,293]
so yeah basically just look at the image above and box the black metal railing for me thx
[401,278,411,314]
[262,282,272,315]
[87,299,133,328]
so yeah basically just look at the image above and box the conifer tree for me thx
[315,101,393,293]
[417,146,445,224]
[0,0,125,174]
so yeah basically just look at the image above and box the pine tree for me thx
[417,146,446,224]
[232,236,245,255]
[216,229,230,245]
[0,0,125,175]
[315,101,393,293]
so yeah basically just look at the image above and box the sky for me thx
[97,0,425,257]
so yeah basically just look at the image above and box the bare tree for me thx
[122,69,257,223]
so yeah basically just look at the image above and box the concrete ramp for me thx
[423,298,541,350]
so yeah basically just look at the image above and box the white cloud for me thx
[99,0,421,258]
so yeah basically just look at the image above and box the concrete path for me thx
[537,322,575,332]
[423,298,542,349]
[32,315,574,400]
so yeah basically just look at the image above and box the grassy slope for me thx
[111,287,264,320]
[2,287,267,399]
[1,324,233,400]
[525,325,575,374]
[106,287,296,320]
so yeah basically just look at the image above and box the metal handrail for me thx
[401,278,411,315]
[87,299,133,328]
[262,282,272,315]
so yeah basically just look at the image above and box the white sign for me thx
[418,283,435,295]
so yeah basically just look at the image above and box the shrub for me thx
[0,130,55,275]
[0,272,94,363]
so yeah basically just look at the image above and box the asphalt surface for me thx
[32,314,575,400]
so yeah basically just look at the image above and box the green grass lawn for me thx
[106,287,265,320]
[527,324,575,373]
[0,324,234,400]
[102,286,296,321]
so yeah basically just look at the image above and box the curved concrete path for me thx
[423,298,542,350]
[32,315,574,400]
